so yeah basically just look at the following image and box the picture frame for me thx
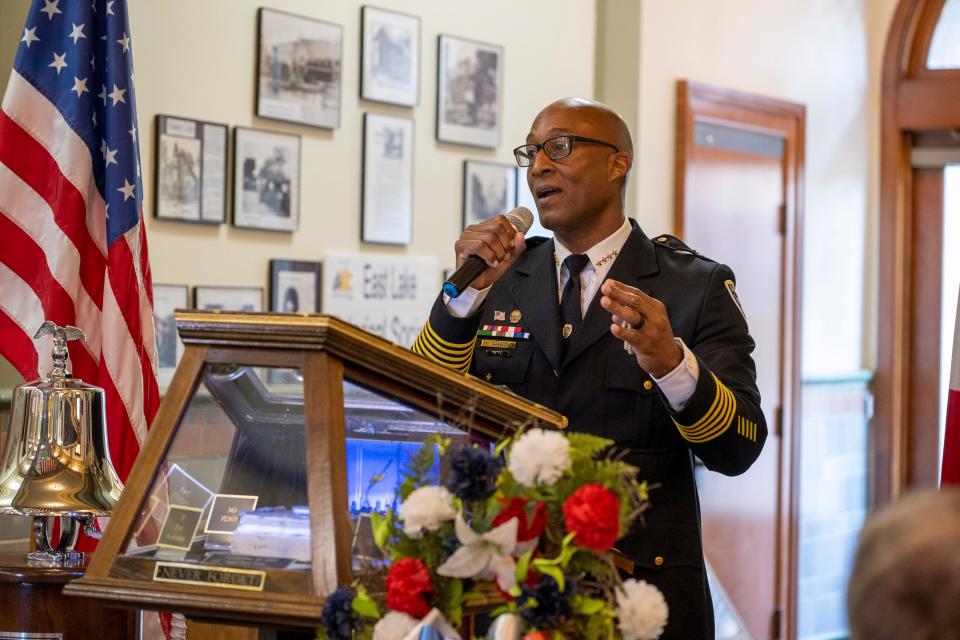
[151,284,189,388]
[361,113,414,245]
[193,286,264,312]
[462,160,517,229]
[516,166,552,238]
[269,260,322,313]
[436,34,503,148]
[360,6,420,107]
[153,115,228,224]
[256,8,342,130]
[232,127,300,232]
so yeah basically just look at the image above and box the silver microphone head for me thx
[503,206,534,234]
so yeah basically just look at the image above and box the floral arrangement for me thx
[318,428,668,640]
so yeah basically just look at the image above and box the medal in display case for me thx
[64,311,566,630]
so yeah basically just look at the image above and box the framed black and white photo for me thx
[154,115,227,224]
[436,35,503,148]
[232,127,300,232]
[193,286,263,312]
[152,284,188,388]
[362,113,414,245]
[256,8,342,129]
[360,6,420,107]
[462,160,517,229]
[269,260,321,313]
[516,166,552,237]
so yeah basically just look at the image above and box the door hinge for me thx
[778,204,787,235]
[775,406,783,437]
[772,607,783,639]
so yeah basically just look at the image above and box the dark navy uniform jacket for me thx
[412,221,766,640]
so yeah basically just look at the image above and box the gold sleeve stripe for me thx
[423,322,475,350]
[672,374,737,443]
[416,334,473,366]
[737,416,758,442]
[411,325,475,373]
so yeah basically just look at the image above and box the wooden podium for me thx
[0,553,134,639]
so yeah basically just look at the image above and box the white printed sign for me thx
[321,253,438,348]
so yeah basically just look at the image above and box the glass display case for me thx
[65,312,566,629]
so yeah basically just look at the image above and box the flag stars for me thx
[117,179,136,202]
[106,1,115,15]
[69,23,86,45]
[108,84,126,106]
[48,52,67,75]
[40,0,61,20]
[98,85,107,105]
[128,125,137,143]
[117,33,130,53]
[100,139,118,167]
[90,54,95,70]
[71,76,89,98]
[21,27,39,48]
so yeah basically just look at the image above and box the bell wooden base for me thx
[0,552,134,639]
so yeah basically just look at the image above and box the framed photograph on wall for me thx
[232,127,300,232]
[516,166,552,238]
[152,284,188,388]
[193,286,264,312]
[256,8,342,129]
[436,35,503,148]
[269,260,321,313]
[362,113,414,244]
[360,6,420,107]
[154,115,228,224]
[462,160,517,229]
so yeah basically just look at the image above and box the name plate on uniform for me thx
[153,562,266,592]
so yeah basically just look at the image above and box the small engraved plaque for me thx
[153,562,266,591]
[205,494,258,534]
[0,633,63,639]
[157,505,204,550]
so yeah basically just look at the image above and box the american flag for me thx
[0,0,158,482]
[942,290,960,485]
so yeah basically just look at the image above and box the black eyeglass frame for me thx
[513,135,621,167]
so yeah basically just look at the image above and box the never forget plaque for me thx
[153,562,265,592]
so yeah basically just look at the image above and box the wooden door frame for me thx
[877,0,960,504]
[675,80,805,640]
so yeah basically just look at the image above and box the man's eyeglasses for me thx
[513,135,620,167]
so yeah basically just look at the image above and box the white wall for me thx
[130,0,596,289]
[633,0,897,376]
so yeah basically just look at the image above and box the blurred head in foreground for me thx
[847,488,960,640]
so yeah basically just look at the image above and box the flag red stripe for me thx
[108,239,160,423]
[0,310,38,380]
[98,353,142,482]
[0,111,105,307]
[943,389,960,485]
[138,222,154,307]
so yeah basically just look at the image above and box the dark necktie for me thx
[560,254,590,347]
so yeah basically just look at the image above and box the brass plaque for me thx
[153,562,266,592]
[204,494,258,534]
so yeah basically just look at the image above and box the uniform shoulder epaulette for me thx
[651,234,715,262]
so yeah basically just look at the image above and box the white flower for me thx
[616,579,669,640]
[507,428,571,487]
[372,611,418,640]
[398,486,456,539]
[436,512,518,591]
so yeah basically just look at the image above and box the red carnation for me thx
[523,633,550,640]
[385,557,433,618]
[562,483,621,552]
[492,497,547,542]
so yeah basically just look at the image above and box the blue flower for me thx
[519,576,575,628]
[321,586,357,640]
[446,446,502,502]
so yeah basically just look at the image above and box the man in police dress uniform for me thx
[412,98,766,639]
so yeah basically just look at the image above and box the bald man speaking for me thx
[413,98,766,639]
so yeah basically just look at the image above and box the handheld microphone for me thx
[443,207,534,298]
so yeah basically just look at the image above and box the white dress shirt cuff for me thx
[651,338,700,411]
[443,286,490,318]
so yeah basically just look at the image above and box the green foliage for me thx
[352,586,380,620]
[370,511,392,553]
[398,436,442,501]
